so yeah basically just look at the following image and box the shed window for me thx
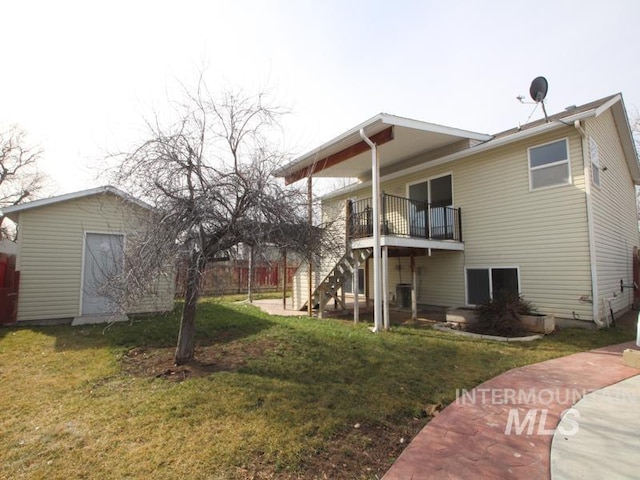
[528,139,570,190]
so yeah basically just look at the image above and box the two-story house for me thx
[275,94,640,329]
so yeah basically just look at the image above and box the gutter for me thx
[360,128,383,333]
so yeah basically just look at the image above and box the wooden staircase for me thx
[301,248,372,316]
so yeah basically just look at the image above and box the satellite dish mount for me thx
[529,76,549,122]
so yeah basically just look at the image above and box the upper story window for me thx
[589,137,601,187]
[528,138,571,190]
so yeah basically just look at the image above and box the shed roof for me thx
[1,185,152,221]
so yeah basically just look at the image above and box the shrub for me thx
[468,290,537,337]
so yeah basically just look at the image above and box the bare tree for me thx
[0,126,47,237]
[111,80,327,365]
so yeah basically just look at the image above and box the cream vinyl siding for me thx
[291,263,308,310]
[409,129,590,319]
[15,193,174,322]
[390,127,592,320]
[309,113,640,323]
[319,126,593,320]
[374,251,465,306]
[585,110,639,320]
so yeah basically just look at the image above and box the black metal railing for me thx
[347,193,462,242]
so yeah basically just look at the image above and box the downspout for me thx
[308,175,313,317]
[574,120,605,327]
[360,128,383,332]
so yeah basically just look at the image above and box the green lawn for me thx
[0,299,634,479]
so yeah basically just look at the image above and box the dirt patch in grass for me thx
[300,418,433,479]
[122,338,282,381]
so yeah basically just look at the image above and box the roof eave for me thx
[321,109,597,201]
[273,114,491,180]
[602,95,640,184]
[378,113,491,142]
[1,185,154,220]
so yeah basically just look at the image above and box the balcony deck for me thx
[347,194,464,251]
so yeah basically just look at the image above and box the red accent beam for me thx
[284,126,394,185]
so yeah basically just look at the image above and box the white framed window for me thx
[465,266,520,306]
[589,137,601,187]
[528,138,571,190]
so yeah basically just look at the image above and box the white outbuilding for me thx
[2,186,175,325]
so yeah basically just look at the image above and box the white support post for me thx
[411,255,418,321]
[353,251,360,324]
[318,290,324,319]
[382,245,390,330]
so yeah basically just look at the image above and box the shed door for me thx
[82,233,124,315]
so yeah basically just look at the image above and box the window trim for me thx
[527,138,571,191]
[464,265,521,306]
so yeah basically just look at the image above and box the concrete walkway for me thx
[551,374,640,479]
[383,341,640,479]
[245,298,308,317]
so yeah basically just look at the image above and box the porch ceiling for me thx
[275,114,491,185]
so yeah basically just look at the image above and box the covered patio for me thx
[249,297,447,325]
[274,113,490,331]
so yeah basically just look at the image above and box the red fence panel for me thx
[175,260,300,297]
[0,255,18,324]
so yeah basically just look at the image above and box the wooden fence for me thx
[0,254,19,324]
[175,262,298,297]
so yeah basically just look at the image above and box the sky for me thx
[2,0,640,195]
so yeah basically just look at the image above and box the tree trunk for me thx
[175,251,205,365]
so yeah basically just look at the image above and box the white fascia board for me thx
[379,113,492,142]
[594,94,622,117]
[605,96,640,184]
[321,109,597,201]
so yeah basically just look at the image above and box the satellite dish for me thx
[529,76,549,122]
[529,76,548,103]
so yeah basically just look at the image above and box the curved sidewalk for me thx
[383,341,640,479]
